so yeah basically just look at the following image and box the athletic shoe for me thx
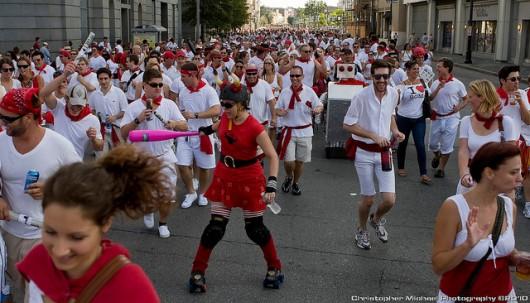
[281,177,293,193]
[291,183,302,195]
[189,272,207,293]
[143,213,155,229]
[434,169,445,178]
[431,152,441,168]
[181,192,198,209]
[369,214,388,243]
[263,268,284,289]
[523,202,530,219]
[193,178,199,191]
[158,225,170,238]
[198,194,208,206]
[354,229,371,250]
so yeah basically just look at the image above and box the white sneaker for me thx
[181,192,198,209]
[143,213,155,229]
[198,194,208,206]
[523,202,530,219]
[158,225,170,238]
[192,178,199,191]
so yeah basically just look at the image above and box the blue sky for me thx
[260,0,338,8]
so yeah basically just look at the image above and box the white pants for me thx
[354,148,395,196]
[429,117,460,154]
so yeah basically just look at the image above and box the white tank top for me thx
[449,194,515,262]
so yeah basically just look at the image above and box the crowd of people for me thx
[0,28,529,302]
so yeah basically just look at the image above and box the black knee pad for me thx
[244,217,271,247]
[200,216,228,249]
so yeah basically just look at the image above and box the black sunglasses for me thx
[508,77,521,82]
[246,73,257,76]
[0,114,24,124]
[373,74,390,80]
[17,64,29,69]
[1,68,15,72]
[290,74,302,78]
[221,101,234,109]
[147,82,164,88]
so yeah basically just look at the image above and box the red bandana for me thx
[475,112,500,130]
[37,64,47,74]
[186,80,207,93]
[497,87,510,105]
[438,74,454,83]
[246,80,257,94]
[142,95,163,106]
[288,85,303,109]
[64,105,92,122]
[80,68,93,77]
[222,57,230,62]
[0,87,41,117]
[297,58,310,63]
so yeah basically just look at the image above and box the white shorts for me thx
[175,136,216,169]
[429,117,460,154]
[284,136,312,162]
[162,163,178,201]
[354,148,395,196]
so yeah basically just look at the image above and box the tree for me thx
[182,0,250,32]
[303,0,327,26]
[260,6,274,26]
[287,16,295,26]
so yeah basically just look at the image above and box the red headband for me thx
[181,69,198,77]
[0,88,41,117]
[246,68,258,73]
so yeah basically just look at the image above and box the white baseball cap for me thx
[67,84,87,106]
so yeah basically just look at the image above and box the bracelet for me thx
[266,176,278,193]
[198,125,215,136]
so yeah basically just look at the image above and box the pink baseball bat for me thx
[129,130,199,142]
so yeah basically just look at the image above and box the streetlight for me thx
[464,0,473,64]
[195,0,200,41]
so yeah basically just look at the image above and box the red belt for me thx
[430,110,456,120]
[276,124,311,160]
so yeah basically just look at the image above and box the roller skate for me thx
[263,268,284,289]
[188,271,207,293]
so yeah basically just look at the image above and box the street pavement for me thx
[108,66,530,302]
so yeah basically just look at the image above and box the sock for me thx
[260,236,282,270]
[192,244,213,273]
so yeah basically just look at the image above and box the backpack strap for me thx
[75,255,130,303]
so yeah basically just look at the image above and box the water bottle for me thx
[267,200,282,215]
[24,169,39,192]
[105,115,112,135]
[314,113,322,125]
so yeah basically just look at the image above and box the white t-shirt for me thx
[0,129,80,239]
[397,83,430,119]
[295,59,315,87]
[0,79,22,92]
[33,65,56,85]
[500,88,530,142]
[343,85,399,144]
[115,44,124,54]
[52,103,102,158]
[121,98,185,162]
[121,70,143,101]
[392,68,407,86]
[161,64,179,81]
[178,82,220,130]
[249,56,264,73]
[279,71,291,90]
[459,115,517,158]
[248,79,275,124]
[430,78,467,119]
[88,86,128,126]
[67,72,99,98]
[203,65,225,95]
[89,56,106,71]
[275,84,321,137]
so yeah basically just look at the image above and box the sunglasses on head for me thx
[17,64,29,69]
[147,82,164,88]
[0,114,24,124]
[373,74,390,80]
[508,77,521,82]
[290,74,302,78]
[1,68,15,72]
[221,101,235,109]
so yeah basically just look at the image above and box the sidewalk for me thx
[433,51,530,84]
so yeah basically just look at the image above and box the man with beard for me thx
[343,60,405,250]
[0,85,80,299]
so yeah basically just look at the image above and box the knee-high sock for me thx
[260,235,282,270]
[192,244,213,273]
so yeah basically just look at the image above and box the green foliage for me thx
[287,16,295,26]
[259,5,274,25]
[182,0,250,31]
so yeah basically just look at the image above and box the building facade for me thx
[0,0,183,53]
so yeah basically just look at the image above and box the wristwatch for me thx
[195,112,199,119]
[134,118,141,125]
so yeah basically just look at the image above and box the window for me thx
[471,20,496,53]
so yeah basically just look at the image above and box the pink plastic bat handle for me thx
[129,130,199,142]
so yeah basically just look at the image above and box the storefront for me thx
[469,4,497,54]
[437,6,455,51]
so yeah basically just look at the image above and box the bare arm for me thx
[457,138,471,178]
[198,105,221,119]
[77,75,96,92]
[256,130,279,179]
[268,98,277,125]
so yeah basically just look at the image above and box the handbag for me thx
[71,254,130,303]
[457,196,505,302]
[420,79,431,119]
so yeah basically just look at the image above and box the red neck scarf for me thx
[64,105,92,122]
[235,70,245,79]
[246,79,257,93]
[497,87,510,105]
[80,68,93,77]
[288,85,303,109]
[142,95,163,106]
[439,74,454,83]
[475,111,499,129]
[297,57,310,63]
[222,57,230,62]
[37,64,47,74]
[186,80,206,93]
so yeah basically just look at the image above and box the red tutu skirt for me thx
[205,174,266,212]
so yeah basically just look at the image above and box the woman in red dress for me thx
[189,82,283,293]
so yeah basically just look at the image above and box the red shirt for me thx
[17,240,160,303]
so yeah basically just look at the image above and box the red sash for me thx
[276,124,311,160]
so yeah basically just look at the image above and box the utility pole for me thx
[464,0,473,64]
[195,0,201,41]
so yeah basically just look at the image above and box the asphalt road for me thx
[109,67,530,302]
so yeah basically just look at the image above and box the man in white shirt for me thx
[120,69,188,238]
[294,44,328,88]
[428,58,467,178]
[115,39,124,54]
[89,68,128,150]
[275,66,323,196]
[0,85,80,298]
[245,64,277,138]
[177,63,221,209]
[343,60,405,250]
[204,50,228,96]
[161,51,179,81]
[249,46,268,74]
[120,54,144,103]
[166,37,178,51]
[32,51,55,85]
[89,46,107,72]
[98,36,112,53]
